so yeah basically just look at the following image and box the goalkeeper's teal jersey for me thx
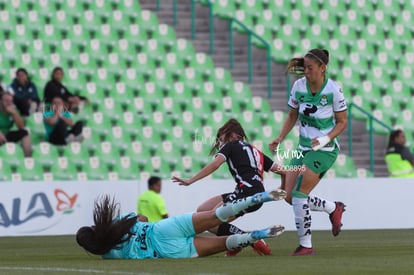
[102,213,197,259]
[288,77,347,151]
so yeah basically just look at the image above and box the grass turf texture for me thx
[0,229,413,275]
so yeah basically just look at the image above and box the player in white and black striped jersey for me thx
[173,118,286,256]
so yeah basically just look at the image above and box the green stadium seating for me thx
[62,142,90,168]
[95,141,118,166]
[50,157,78,181]
[213,0,236,19]
[9,0,409,179]
[0,143,24,168]
[110,156,139,180]
[328,154,357,178]
[0,159,12,181]
[80,126,101,151]
[137,9,159,33]
[85,156,109,180]
[31,142,60,169]
[16,157,43,181]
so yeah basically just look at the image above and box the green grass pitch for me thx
[0,229,413,275]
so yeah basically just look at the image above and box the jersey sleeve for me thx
[155,196,168,216]
[63,111,73,119]
[263,154,275,172]
[216,142,233,161]
[287,81,299,109]
[333,85,347,112]
[400,147,414,163]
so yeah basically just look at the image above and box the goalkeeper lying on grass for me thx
[76,190,286,259]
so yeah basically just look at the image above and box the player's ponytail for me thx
[285,57,305,76]
[286,48,329,76]
[76,195,137,255]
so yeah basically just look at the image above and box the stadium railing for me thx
[189,0,273,99]
[347,103,393,173]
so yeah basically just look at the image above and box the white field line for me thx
[0,266,140,274]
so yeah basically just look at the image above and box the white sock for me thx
[215,197,255,222]
[225,233,254,250]
[292,195,312,248]
[308,195,336,214]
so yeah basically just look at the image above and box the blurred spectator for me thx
[137,176,169,222]
[43,97,84,145]
[43,67,83,113]
[385,129,414,178]
[0,88,32,156]
[9,68,40,116]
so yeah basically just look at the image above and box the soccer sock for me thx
[308,195,336,214]
[225,233,255,251]
[217,222,245,236]
[215,195,260,222]
[292,191,312,248]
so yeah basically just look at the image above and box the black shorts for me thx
[221,185,265,217]
[6,129,29,142]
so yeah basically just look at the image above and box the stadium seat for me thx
[329,154,357,178]
[81,126,101,151]
[110,156,139,180]
[213,0,236,19]
[356,168,373,178]
[97,97,123,120]
[232,10,253,34]
[15,157,44,181]
[368,110,392,135]
[180,110,203,135]
[189,52,215,77]
[88,112,112,136]
[62,142,90,168]
[185,97,210,124]
[150,156,171,179]
[170,82,193,106]
[122,140,151,167]
[142,39,165,62]
[241,111,261,139]
[152,24,176,48]
[85,156,109,180]
[198,81,220,107]
[0,159,12,181]
[31,142,60,169]
[108,126,131,150]
[172,38,196,61]
[210,67,233,92]
[394,110,414,134]
[0,142,24,168]
[95,141,118,166]
[137,10,159,33]
[50,156,78,181]
[159,52,185,79]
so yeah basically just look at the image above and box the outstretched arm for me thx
[269,108,298,152]
[172,155,226,186]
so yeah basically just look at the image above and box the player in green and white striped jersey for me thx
[269,49,347,256]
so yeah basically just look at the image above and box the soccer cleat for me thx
[225,248,242,257]
[225,240,272,257]
[251,225,285,239]
[251,189,287,204]
[329,201,346,237]
[252,239,272,256]
[291,245,315,256]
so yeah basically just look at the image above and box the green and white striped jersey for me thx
[288,77,347,151]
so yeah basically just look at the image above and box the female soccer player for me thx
[76,191,286,259]
[172,118,286,256]
[268,48,347,256]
